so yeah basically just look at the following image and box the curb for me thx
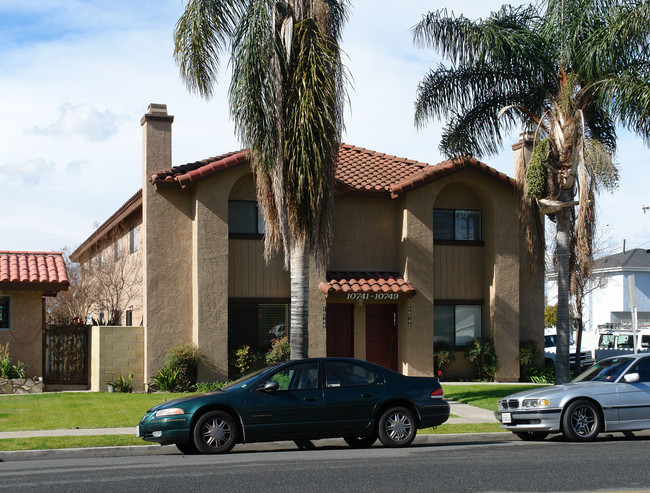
[0,433,516,462]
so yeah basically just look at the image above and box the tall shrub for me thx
[465,337,500,381]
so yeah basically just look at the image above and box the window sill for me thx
[434,240,484,246]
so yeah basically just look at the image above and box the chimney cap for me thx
[147,103,168,115]
[141,103,174,126]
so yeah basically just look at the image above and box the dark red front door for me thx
[326,304,354,357]
[366,304,397,370]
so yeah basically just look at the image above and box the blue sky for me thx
[1,0,648,255]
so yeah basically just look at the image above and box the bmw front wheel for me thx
[562,399,601,442]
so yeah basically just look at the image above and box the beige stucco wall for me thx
[330,196,400,271]
[90,325,144,392]
[0,291,43,377]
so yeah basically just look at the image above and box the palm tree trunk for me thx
[555,190,572,384]
[289,242,310,359]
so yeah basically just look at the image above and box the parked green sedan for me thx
[137,357,450,454]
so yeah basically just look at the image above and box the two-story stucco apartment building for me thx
[72,104,543,385]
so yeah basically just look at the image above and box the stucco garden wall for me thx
[90,325,144,392]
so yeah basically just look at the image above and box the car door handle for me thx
[303,397,319,402]
[361,394,373,398]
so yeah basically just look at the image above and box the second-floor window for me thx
[229,200,265,237]
[129,226,138,253]
[434,209,482,242]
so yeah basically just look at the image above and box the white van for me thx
[544,327,594,368]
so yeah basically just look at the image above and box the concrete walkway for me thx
[0,400,496,440]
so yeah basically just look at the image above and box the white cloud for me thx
[28,103,126,142]
[0,158,56,185]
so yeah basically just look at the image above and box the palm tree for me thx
[173,1,348,359]
[413,0,650,383]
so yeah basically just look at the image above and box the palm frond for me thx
[413,5,549,74]
[596,66,650,144]
[284,17,346,272]
[174,0,245,98]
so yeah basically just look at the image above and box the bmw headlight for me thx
[522,398,549,408]
[154,407,185,418]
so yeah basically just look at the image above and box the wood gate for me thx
[42,323,90,386]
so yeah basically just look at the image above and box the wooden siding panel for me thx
[434,245,483,300]
[228,239,289,298]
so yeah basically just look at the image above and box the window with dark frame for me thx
[125,310,133,327]
[434,304,482,347]
[0,296,10,330]
[228,200,265,237]
[129,226,138,253]
[228,302,288,365]
[434,208,482,242]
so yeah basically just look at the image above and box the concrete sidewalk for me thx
[0,400,496,440]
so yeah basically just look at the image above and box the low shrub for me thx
[151,367,182,392]
[265,336,290,365]
[164,344,199,392]
[0,343,27,379]
[111,373,134,393]
[528,365,554,384]
[231,345,257,377]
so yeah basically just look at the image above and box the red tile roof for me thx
[149,144,514,196]
[319,272,416,296]
[151,150,247,189]
[0,251,69,295]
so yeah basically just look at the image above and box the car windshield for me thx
[572,357,634,383]
[222,365,278,391]
[545,333,575,347]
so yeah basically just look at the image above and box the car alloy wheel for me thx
[562,399,601,442]
[343,434,377,448]
[378,407,416,447]
[193,410,238,454]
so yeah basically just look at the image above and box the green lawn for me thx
[443,384,543,411]
[0,392,188,431]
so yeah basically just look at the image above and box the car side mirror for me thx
[257,380,279,393]
[624,373,640,384]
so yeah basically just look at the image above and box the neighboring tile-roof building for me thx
[0,251,69,295]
